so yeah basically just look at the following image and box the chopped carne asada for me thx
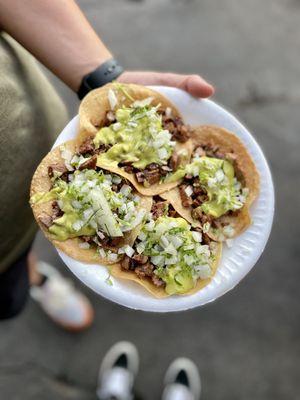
[78,154,97,170]
[160,111,191,143]
[48,164,68,181]
[38,213,53,229]
[151,199,168,220]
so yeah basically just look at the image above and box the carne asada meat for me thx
[52,201,63,219]
[78,137,95,155]
[161,113,191,143]
[48,164,69,181]
[135,262,155,278]
[132,254,149,264]
[151,199,168,220]
[178,184,193,207]
[78,154,97,170]
[120,255,165,288]
[135,165,161,185]
[38,213,53,228]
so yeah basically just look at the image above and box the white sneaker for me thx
[162,358,201,400]
[30,261,94,331]
[97,341,139,400]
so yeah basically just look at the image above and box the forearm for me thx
[0,0,112,91]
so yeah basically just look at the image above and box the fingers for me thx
[180,74,215,98]
[118,71,215,98]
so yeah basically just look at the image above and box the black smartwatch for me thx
[77,58,124,100]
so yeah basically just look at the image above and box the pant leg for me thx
[0,245,31,319]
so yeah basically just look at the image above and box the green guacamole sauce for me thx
[31,184,96,241]
[168,156,243,218]
[94,106,174,170]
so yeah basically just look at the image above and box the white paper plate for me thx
[53,86,274,312]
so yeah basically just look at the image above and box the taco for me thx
[77,83,193,195]
[109,197,222,298]
[161,125,260,241]
[30,140,152,264]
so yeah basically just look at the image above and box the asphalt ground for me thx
[1,1,299,399]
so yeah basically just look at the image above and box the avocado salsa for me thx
[93,98,191,186]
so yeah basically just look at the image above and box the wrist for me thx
[77,58,124,99]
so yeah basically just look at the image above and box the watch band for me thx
[77,58,124,100]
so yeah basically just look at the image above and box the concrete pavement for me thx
[1,1,299,399]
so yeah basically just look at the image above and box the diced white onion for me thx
[226,239,234,248]
[78,242,90,249]
[151,255,164,266]
[120,184,131,197]
[184,185,193,197]
[97,230,105,240]
[196,244,210,257]
[132,97,154,108]
[183,244,194,251]
[160,236,169,249]
[71,200,82,209]
[165,107,172,117]
[108,89,118,110]
[168,236,183,249]
[207,177,216,188]
[108,252,118,262]
[112,175,122,184]
[123,245,135,258]
[72,220,83,231]
[202,222,211,233]
[60,147,74,171]
[164,243,177,256]
[183,254,195,266]
[99,248,107,258]
[157,147,168,160]
[215,169,225,182]
[194,264,211,279]
[144,220,155,231]
[192,231,202,242]
[223,225,235,238]
[164,256,178,265]
[138,231,147,241]
[136,242,145,254]
[112,122,121,132]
